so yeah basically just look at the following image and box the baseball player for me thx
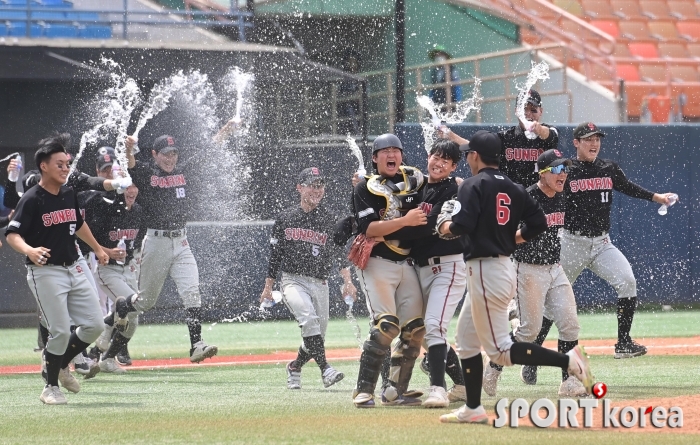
[529,123,676,366]
[382,139,468,408]
[124,134,217,363]
[351,133,428,408]
[435,130,593,423]
[482,149,586,398]
[260,167,356,390]
[3,135,128,404]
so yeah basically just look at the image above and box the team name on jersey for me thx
[109,229,140,242]
[546,212,565,227]
[569,177,613,193]
[42,209,77,227]
[150,174,186,188]
[420,202,433,215]
[505,148,543,161]
[284,228,328,246]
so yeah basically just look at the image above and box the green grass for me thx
[0,311,698,443]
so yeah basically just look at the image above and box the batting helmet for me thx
[373,134,403,154]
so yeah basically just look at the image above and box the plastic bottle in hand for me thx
[261,290,283,310]
[116,237,127,265]
[8,154,22,182]
[344,295,354,309]
[658,194,678,216]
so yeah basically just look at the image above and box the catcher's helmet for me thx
[372,134,403,154]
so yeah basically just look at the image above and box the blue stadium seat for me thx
[44,23,76,37]
[77,12,98,22]
[32,11,64,20]
[78,24,111,39]
[0,12,25,20]
[40,0,71,6]
[4,0,32,5]
[0,23,7,36]
[7,21,42,37]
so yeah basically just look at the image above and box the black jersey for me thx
[3,169,106,209]
[450,168,547,259]
[513,184,565,265]
[84,192,143,265]
[5,185,84,265]
[564,158,654,235]
[384,177,469,262]
[267,205,349,280]
[129,161,192,230]
[498,124,559,187]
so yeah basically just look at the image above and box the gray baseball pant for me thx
[96,263,140,338]
[281,273,329,338]
[356,257,423,324]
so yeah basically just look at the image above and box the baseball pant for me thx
[87,252,111,315]
[356,257,423,325]
[96,263,140,338]
[134,229,201,312]
[560,230,637,299]
[513,262,580,343]
[27,262,104,356]
[417,255,467,347]
[455,256,515,367]
[281,273,329,338]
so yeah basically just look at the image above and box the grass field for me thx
[0,310,698,444]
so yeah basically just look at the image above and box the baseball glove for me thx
[435,199,460,240]
[347,233,376,270]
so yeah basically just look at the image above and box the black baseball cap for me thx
[537,149,572,171]
[574,122,606,139]
[153,135,178,154]
[96,146,115,171]
[298,167,325,186]
[526,89,542,107]
[459,130,502,162]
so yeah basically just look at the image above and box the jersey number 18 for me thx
[496,193,511,225]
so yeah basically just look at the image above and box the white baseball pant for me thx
[356,257,423,324]
[281,273,329,338]
[96,263,140,338]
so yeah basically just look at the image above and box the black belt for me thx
[44,260,77,267]
[153,229,186,238]
[370,255,413,266]
[571,230,608,238]
[416,257,443,267]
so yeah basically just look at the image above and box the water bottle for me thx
[658,194,678,216]
[356,167,366,178]
[8,154,22,182]
[344,295,354,309]
[132,144,141,155]
[116,237,127,265]
[112,162,122,178]
[261,290,283,310]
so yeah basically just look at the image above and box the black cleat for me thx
[614,340,647,359]
[521,365,537,385]
[419,352,430,376]
[116,345,132,366]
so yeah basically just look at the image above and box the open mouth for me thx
[556,179,565,187]
[387,160,396,168]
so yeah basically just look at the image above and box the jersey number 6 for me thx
[496,193,511,225]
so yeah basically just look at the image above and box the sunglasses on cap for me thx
[539,164,569,175]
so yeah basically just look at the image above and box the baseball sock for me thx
[60,332,91,369]
[534,317,554,346]
[460,354,483,409]
[44,350,62,387]
[302,335,328,370]
[509,342,569,369]
[104,332,130,360]
[617,297,637,344]
[427,344,447,388]
[290,345,312,370]
[39,323,49,349]
[185,307,202,347]
[558,339,578,381]
[380,350,391,389]
[445,346,464,386]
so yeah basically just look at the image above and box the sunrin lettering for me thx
[569,177,613,193]
[42,209,77,227]
[284,228,328,246]
[109,229,140,242]
[546,212,565,227]
[150,174,186,188]
[505,148,542,162]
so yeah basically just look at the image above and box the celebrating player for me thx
[436,131,593,423]
[260,167,356,390]
[351,134,427,408]
[125,134,217,363]
[4,135,120,404]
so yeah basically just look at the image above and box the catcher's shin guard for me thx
[389,318,426,395]
[355,314,400,395]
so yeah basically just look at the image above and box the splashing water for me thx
[219,67,255,140]
[345,135,366,176]
[133,71,190,143]
[230,67,254,121]
[346,309,364,350]
[0,152,20,163]
[418,78,483,152]
[515,61,550,140]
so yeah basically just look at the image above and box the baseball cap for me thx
[298,167,325,186]
[526,90,542,107]
[153,135,178,154]
[537,149,572,171]
[459,130,502,162]
[574,122,606,139]
[96,146,115,171]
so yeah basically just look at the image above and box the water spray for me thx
[515,61,550,140]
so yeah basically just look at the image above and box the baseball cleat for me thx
[40,385,67,405]
[613,340,647,359]
[439,404,489,424]
[116,345,132,366]
[72,354,94,376]
[558,376,588,397]
[83,361,102,380]
[99,357,127,374]
[353,392,375,408]
[566,345,594,394]
[419,352,430,376]
[286,362,302,390]
[423,385,450,408]
[113,298,130,333]
[507,298,518,321]
[447,384,467,402]
[380,386,422,406]
[482,361,501,397]
[321,366,344,388]
[58,367,80,393]
[95,324,114,352]
[403,389,424,398]
[520,365,538,385]
[189,341,218,363]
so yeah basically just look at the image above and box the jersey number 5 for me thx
[69,223,76,235]
[496,193,511,225]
